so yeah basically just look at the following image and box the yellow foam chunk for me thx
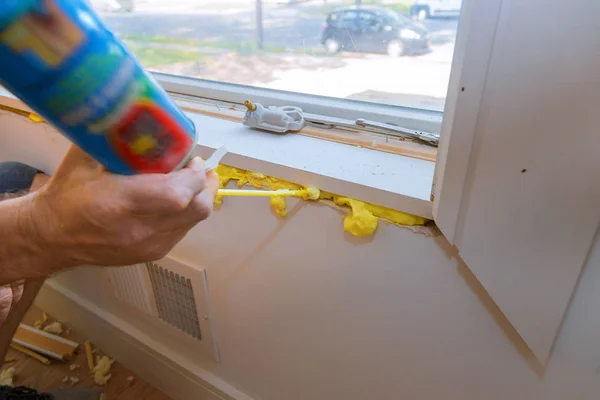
[303,186,320,200]
[92,356,114,386]
[214,164,427,237]
[0,367,15,386]
[269,196,287,217]
[216,164,302,191]
[335,196,379,236]
[320,192,426,236]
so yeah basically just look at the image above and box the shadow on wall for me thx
[221,199,385,287]
[433,234,546,377]
[221,200,306,285]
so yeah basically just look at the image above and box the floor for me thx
[2,305,171,400]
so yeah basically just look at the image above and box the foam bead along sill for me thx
[0,106,426,236]
[214,164,428,237]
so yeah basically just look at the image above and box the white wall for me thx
[2,115,600,400]
[434,0,600,363]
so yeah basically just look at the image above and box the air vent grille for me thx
[106,265,156,316]
[104,256,220,361]
[146,261,202,340]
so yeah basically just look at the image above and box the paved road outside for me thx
[96,0,460,111]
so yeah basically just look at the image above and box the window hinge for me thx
[166,93,441,147]
[355,119,440,147]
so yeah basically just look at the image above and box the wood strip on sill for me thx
[0,101,437,163]
[179,105,438,163]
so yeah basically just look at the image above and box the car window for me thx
[358,12,382,31]
[341,10,359,28]
[358,12,373,24]
[327,12,340,25]
[377,9,409,25]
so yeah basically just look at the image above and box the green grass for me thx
[123,34,287,55]
[307,1,412,16]
[123,34,206,47]
[126,44,204,67]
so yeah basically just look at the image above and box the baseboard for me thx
[34,280,253,400]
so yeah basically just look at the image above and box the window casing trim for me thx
[153,73,444,135]
[0,88,435,220]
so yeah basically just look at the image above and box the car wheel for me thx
[417,7,429,20]
[387,40,404,57]
[324,38,342,54]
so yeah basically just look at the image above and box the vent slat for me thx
[145,262,202,341]
[107,265,154,315]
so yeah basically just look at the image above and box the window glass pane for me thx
[92,0,462,112]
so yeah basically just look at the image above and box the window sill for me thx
[0,89,434,219]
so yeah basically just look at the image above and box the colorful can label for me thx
[0,0,196,174]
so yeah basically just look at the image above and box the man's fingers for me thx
[123,157,208,214]
[0,287,13,325]
[0,282,23,327]
[169,157,208,202]
[204,170,220,197]
[186,170,219,221]
[145,171,220,231]
[10,282,23,306]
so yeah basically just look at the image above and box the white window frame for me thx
[432,0,501,240]
[154,73,444,135]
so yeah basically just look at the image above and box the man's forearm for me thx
[0,193,59,286]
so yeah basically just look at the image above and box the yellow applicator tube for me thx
[218,189,301,197]
[217,187,320,218]
[217,187,320,200]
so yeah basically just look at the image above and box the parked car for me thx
[322,6,430,57]
[410,0,462,20]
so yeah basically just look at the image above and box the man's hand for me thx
[25,145,218,270]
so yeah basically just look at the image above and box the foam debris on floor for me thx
[92,356,114,386]
[5,312,114,389]
[42,321,63,335]
[0,367,15,386]
[33,312,48,330]
[2,307,169,399]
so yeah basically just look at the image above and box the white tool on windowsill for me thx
[242,100,305,133]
